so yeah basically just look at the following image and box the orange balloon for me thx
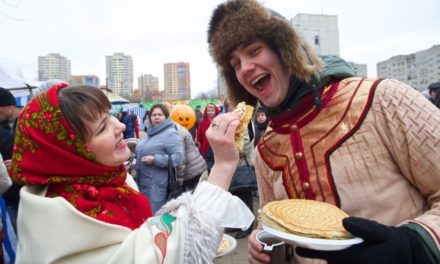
[171,105,196,130]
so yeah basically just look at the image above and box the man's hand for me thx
[296,216,432,264]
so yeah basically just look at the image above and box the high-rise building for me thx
[106,52,133,97]
[138,74,159,101]
[70,75,100,87]
[38,53,71,82]
[377,45,440,91]
[347,62,368,77]
[290,14,340,56]
[164,62,190,100]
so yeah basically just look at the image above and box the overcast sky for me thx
[1,0,439,97]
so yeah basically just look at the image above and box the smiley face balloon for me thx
[171,104,196,130]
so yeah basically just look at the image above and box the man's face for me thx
[230,41,290,108]
[0,105,13,123]
[430,90,437,99]
[256,112,267,124]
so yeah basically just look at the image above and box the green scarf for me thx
[266,55,355,115]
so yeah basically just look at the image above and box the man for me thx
[190,105,203,140]
[428,82,440,108]
[0,87,21,232]
[207,0,439,263]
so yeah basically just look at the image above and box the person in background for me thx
[195,103,220,158]
[135,104,184,213]
[189,105,203,140]
[428,82,440,108]
[0,87,21,234]
[253,107,269,147]
[130,111,140,138]
[0,153,13,262]
[8,83,254,263]
[174,123,208,192]
[122,111,134,139]
[208,0,439,263]
[142,110,149,133]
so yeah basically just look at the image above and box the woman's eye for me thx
[98,124,107,134]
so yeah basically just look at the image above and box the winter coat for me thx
[253,119,269,147]
[135,118,184,213]
[174,124,208,182]
[196,104,220,157]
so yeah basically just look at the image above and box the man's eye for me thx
[250,46,261,55]
[231,61,240,70]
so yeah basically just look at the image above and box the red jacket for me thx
[196,103,220,157]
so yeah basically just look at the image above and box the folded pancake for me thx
[261,199,352,239]
[217,235,232,254]
[233,102,254,153]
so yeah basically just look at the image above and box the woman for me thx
[135,104,183,213]
[9,83,254,263]
[195,103,219,158]
[208,1,439,263]
[174,123,208,192]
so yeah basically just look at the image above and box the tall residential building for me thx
[38,53,71,82]
[138,74,159,101]
[106,52,133,97]
[290,14,340,56]
[70,75,100,87]
[377,45,440,91]
[164,62,191,100]
[347,62,368,77]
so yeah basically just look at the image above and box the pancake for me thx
[217,235,233,254]
[233,102,254,153]
[261,199,352,239]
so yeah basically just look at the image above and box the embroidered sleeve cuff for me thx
[192,181,255,230]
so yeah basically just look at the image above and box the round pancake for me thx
[262,199,351,239]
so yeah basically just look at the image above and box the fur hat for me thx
[208,0,321,107]
[0,87,17,107]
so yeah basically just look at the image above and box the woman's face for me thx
[150,107,166,125]
[206,105,217,118]
[230,41,290,108]
[85,111,130,167]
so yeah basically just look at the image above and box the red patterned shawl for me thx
[9,83,152,230]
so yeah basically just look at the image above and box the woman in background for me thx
[135,104,183,213]
[195,103,220,158]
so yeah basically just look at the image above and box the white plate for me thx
[263,225,363,251]
[216,234,237,258]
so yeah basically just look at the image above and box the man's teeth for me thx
[252,74,268,90]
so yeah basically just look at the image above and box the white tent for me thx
[0,65,37,106]
[99,87,129,105]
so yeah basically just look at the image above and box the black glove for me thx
[296,216,432,264]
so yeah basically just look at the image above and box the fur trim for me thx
[208,0,321,107]
[157,192,223,264]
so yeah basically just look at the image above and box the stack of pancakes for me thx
[261,199,352,240]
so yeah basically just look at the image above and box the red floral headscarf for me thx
[9,83,152,230]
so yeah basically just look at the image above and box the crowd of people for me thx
[0,0,439,263]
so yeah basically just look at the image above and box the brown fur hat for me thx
[208,0,321,107]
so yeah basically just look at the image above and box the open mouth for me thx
[115,137,125,149]
[251,73,270,91]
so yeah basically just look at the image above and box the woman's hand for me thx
[3,159,12,169]
[141,155,154,165]
[205,112,241,190]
